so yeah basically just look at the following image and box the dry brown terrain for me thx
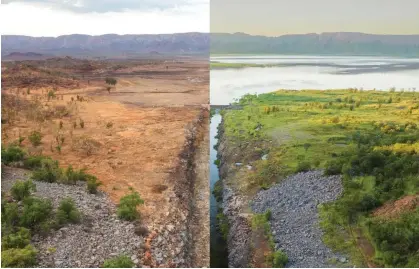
[1,57,209,267]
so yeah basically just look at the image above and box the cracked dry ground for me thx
[1,61,210,267]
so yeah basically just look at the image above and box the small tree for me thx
[105,77,117,87]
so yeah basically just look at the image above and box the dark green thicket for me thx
[322,129,419,267]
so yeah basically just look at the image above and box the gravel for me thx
[251,170,346,268]
[1,167,143,268]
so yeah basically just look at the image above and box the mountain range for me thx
[211,32,419,57]
[1,33,210,58]
[2,32,419,58]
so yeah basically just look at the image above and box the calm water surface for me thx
[210,55,419,105]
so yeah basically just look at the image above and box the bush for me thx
[295,161,311,173]
[1,227,31,249]
[271,250,288,267]
[1,145,26,165]
[20,197,53,229]
[1,245,37,268]
[105,77,117,86]
[10,180,36,201]
[56,198,81,225]
[1,202,20,230]
[117,192,144,221]
[87,177,102,194]
[102,255,134,268]
[23,155,51,169]
[31,158,64,183]
[28,131,43,146]
[65,165,93,184]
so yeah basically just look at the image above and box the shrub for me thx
[80,119,85,128]
[105,77,117,86]
[1,245,37,268]
[56,198,81,225]
[28,131,43,146]
[117,191,144,221]
[1,145,26,164]
[2,202,20,230]
[295,161,311,173]
[1,227,31,249]
[87,177,102,194]
[270,250,288,267]
[31,158,64,183]
[65,165,93,184]
[23,155,51,169]
[47,90,56,100]
[10,180,36,201]
[20,197,53,229]
[102,255,134,268]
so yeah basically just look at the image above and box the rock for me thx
[339,257,347,263]
[251,170,344,268]
[0,167,144,268]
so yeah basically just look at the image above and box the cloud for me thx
[0,1,209,36]
[1,0,208,13]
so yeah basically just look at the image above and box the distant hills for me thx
[1,33,209,58]
[3,32,419,59]
[211,32,419,57]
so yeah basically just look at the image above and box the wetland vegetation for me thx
[221,88,419,267]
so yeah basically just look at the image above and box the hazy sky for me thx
[1,0,209,36]
[211,0,419,36]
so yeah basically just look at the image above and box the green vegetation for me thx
[87,177,102,194]
[56,198,81,226]
[1,227,31,249]
[28,130,43,146]
[10,180,36,201]
[223,89,419,267]
[269,250,289,268]
[1,245,37,268]
[212,180,223,203]
[1,145,26,164]
[102,255,134,268]
[117,191,144,221]
[1,180,83,267]
[251,210,287,267]
[105,77,117,86]
[216,211,229,241]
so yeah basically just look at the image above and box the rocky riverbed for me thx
[1,166,144,268]
[251,170,348,268]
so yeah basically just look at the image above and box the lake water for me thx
[210,55,419,105]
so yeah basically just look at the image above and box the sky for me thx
[211,0,419,36]
[0,0,209,36]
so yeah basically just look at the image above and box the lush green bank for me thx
[221,89,419,267]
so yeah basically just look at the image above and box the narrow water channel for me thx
[209,112,228,268]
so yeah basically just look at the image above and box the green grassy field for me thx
[221,89,419,267]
